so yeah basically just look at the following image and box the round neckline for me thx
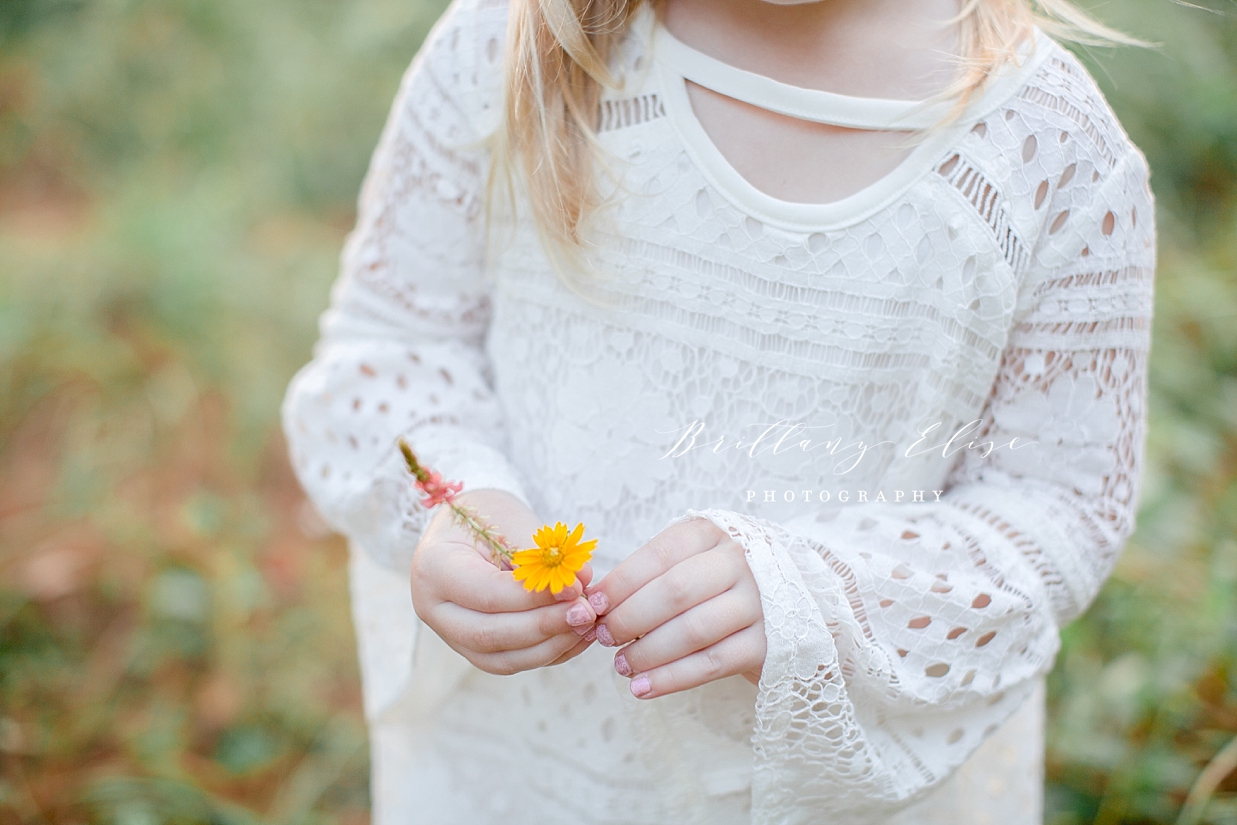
[643,8,1057,231]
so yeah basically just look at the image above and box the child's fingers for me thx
[547,632,596,667]
[427,548,563,613]
[612,586,761,675]
[624,623,766,700]
[551,574,586,602]
[595,549,743,646]
[473,630,587,676]
[434,599,592,654]
[584,519,721,616]
[576,562,594,590]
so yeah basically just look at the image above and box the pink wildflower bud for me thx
[416,469,464,508]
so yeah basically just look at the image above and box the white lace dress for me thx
[280,1,1157,822]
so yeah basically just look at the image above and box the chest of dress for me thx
[493,118,1019,406]
[483,138,1021,541]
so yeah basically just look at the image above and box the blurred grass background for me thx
[0,0,1233,822]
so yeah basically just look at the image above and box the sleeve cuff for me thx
[659,507,1051,824]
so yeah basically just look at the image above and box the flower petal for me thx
[511,548,542,566]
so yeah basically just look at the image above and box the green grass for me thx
[0,0,1235,822]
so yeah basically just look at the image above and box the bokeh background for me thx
[0,0,1234,822]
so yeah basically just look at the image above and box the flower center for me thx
[543,546,563,566]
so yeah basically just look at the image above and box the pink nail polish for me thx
[614,652,632,677]
[630,675,651,698]
[595,624,617,647]
[588,592,608,614]
[566,603,592,627]
[572,623,592,636]
[582,626,598,643]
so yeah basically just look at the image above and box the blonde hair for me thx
[489,0,1148,298]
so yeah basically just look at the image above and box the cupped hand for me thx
[410,488,598,675]
[584,517,766,699]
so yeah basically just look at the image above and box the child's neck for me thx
[651,0,968,205]
[658,0,963,102]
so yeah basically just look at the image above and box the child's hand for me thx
[584,518,765,699]
[410,489,598,675]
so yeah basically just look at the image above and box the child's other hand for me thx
[584,518,765,699]
[410,489,597,675]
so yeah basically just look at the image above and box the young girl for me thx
[281,0,1156,820]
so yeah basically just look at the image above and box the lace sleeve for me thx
[280,0,524,576]
[666,144,1157,824]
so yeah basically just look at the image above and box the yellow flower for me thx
[511,521,597,594]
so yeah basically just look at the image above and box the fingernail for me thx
[566,603,592,627]
[582,626,597,643]
[595,624,617,647]
[587,591,608,614]
[614,652,632,677]
[630,675,651,698]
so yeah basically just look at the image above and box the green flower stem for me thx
[398,438,516,569]
[447,502,516,570]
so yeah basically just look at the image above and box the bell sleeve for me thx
[663,143,1157,824]
[279,0,522,720]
